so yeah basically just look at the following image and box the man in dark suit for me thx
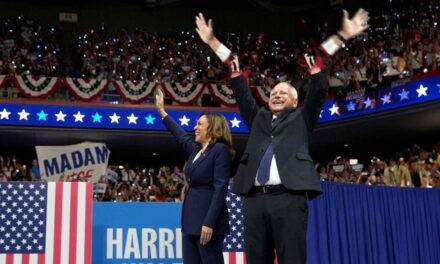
[196,9,370,264]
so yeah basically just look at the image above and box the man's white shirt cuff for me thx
[215,43,232,62]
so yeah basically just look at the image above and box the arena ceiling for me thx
[1,0,325,12]
[167,0,324,12]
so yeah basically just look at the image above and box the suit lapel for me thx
[192,147,211,170]
[186,147,200,182]
[188,146,212,176]
[262,111,273,131]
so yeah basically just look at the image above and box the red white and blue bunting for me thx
[251,85,271,105]
[205,83,236,106]
[11,75,61,98]
[160,82,205,105]
[4,75,275,106]
[0,75,9,89]
[112,80,157,104]
[63,77,110,101]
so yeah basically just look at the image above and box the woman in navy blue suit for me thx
[156,89,233,264]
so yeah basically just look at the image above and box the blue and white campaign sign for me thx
[93,202,183,264]
[35,141,111,182]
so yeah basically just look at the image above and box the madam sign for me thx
[36,141,110,182]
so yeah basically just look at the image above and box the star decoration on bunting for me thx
[17,109,30,120]
[109,113,121,124]
[91,112,103,123]
[346,101,356,112]
[416,84,428,97]
[55,110,66,122]
[73,111,85,122]
[230,117,241,128]
[380,93,391,105]
[145,114,156,125]
[363,97,373,109]
[329,103,340,116]
[127,113,138,124]
[37,110,48,121]
[179,115,190,126]
[319,110,323,118]
[398,88,409,101]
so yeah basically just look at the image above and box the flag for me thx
[223,186,246,264]
[223,186,278,264]
[0,182,93,264]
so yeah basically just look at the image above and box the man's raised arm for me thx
[195,13,258,127]
[305,8,370,75]
[195,13,241,77]
[302,8,370,130]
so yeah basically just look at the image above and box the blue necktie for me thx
[257,143,273,185]
[257,118,277,185]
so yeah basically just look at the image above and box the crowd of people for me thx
[70,27,301,87]
[0,16,62,76]
[0,155,188,202]
[0,1,438,102]
[95,164,187,202]
[326,1,440,97]
[1,141,439,202]
[317,142,440,188]
[71,2,440,96]
[67,0,440,99]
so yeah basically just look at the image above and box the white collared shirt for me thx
[254,155,282,186]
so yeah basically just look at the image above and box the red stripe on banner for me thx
[6,254,13,264]
[69,182,79,264]
[229,252,236,264]
[84,183,93,264]
[53,183,64,264]
[38,253,45,264]
[22,254,29,264]
[244,252,247,264]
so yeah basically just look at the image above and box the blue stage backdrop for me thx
[92,183,440,264]
[307,183,440,264]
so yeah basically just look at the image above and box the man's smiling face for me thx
[268,82,298,116]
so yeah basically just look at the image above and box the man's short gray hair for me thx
[278,82,298,100]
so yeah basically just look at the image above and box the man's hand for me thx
[195,13,214,44]
[314,8,370,70]
[195,12,239,77]
[200,225,213,245]
[155,89,167,118]
[339,8,370,40]
[195,13,222,52]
